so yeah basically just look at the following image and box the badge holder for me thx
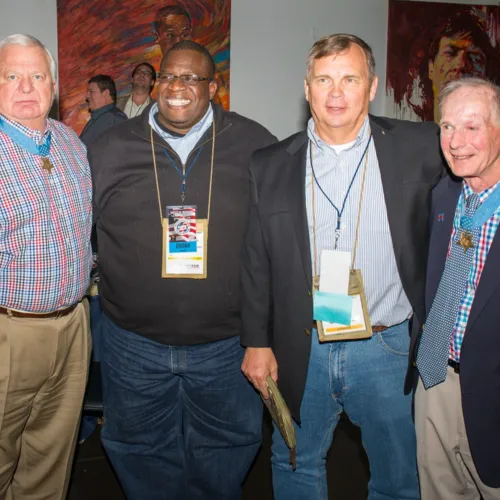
[316,269,372,342]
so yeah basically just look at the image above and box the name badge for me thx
[162,205,208,279]
[313,250,372,342]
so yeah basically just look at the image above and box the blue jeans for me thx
[100,314,263,500]
[273,322,419,500]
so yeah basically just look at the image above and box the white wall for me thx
[0,0,58,63]
[231,0,389,138]
[1,0,498,138]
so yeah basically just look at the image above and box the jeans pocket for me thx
[377,327,410,356]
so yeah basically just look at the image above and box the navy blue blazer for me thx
[407,175,500,488]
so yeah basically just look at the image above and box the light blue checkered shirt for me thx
[306,116,412,326]
[449,181,500,361]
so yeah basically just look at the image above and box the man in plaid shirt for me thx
[0,34,92,499]
[409,78,500,499]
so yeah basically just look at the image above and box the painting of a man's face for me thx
[429,33,486,96]
[385,2,500,123]
[155,14,192,55]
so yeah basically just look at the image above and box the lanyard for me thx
[150,122,216,226]
[311,137,370,286]
[310,134,372,249]
[0,115,51,157]
[162,146,203,204]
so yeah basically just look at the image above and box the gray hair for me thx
[439,77,500,125]
[0,34,57,83]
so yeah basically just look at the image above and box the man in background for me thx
[0,34,92,499]
[80,74,127,145]
[79,74,126,444]
[116,63,156,118]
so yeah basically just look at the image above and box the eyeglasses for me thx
[157,73,211,86]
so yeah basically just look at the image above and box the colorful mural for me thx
[57,0,230,133]
[386,0,500,122]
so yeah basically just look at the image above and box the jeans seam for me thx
[317,409,340,500]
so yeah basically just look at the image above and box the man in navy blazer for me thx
[407,78,500,499]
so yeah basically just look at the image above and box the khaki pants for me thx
[415,366,500,500]
[0,300,91,500]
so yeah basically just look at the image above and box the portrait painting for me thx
[57,0,230,133]
[386,0,500,122]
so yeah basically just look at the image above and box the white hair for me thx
[439,77,500,126]
[0,34,57,83]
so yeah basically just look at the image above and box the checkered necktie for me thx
[416,193,481,389]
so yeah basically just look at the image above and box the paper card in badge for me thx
[317,269,373,342]
[167,205,197,253]
[162,218,208,279]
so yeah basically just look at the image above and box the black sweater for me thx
[88,104,276,345]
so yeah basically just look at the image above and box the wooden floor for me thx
[68,412,370,500]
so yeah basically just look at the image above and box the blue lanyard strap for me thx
[0,116,51,157]
[310,134,372,232]
[459,182,500,231]
[162,146,203,203]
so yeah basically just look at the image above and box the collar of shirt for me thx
[0,112,52,146]
[148,103,213,164]
[90,103,115,120]
[463,179,500,204]
[307,115,370,154]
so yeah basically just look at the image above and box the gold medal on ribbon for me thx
[41,157,54,173]
[457,230,475,253]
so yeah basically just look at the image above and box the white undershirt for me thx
[124,95,150,118]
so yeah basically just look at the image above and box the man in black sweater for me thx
[88,41,276,500]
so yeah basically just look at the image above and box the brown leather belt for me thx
[0,303,79,319]
[312,321,388,333]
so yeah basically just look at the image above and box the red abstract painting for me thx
[386,0,500,122]
[57,0,230,133]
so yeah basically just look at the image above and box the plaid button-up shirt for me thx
[0,115,92,312]
[449,182,500,361]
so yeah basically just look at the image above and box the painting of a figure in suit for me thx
[57,0,230,133]
[385,0,500,122]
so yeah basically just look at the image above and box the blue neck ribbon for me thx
[0,116,51,157]
[460,182,500,231]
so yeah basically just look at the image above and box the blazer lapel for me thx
[286,133,312,289]
[426,177,461,314]
[370,119,403,244]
